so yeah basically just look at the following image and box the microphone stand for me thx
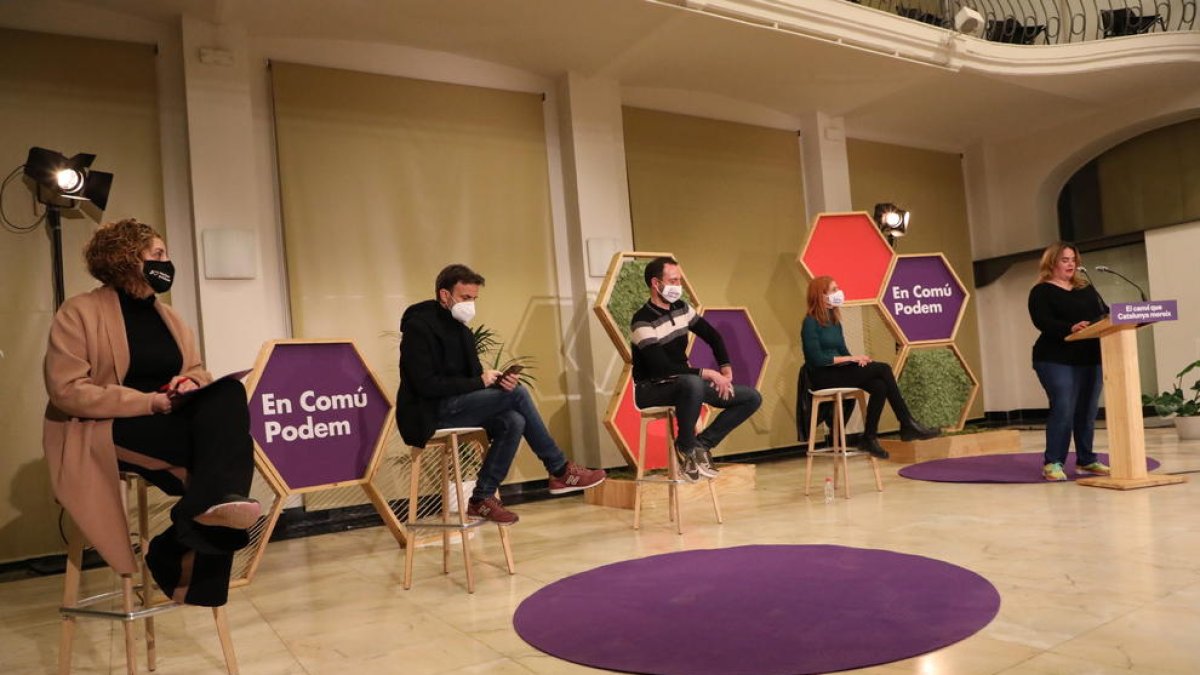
[1077,267,1109,319]
[1096,266,1148,302]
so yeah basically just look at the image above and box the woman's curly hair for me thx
[84,219,160,293]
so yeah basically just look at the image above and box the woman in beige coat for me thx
[44,219,259,607]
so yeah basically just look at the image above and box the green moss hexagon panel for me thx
[895,343,979,432]
[593,252,701,362]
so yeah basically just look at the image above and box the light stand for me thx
[46,205,68,309]
[17,147,113,310]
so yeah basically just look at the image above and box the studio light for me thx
[23,146,113,210]
[8,146,115,309]
[873,202,910,244]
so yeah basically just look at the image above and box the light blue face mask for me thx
[825,289,845,307]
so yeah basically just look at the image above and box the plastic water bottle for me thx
[823,477,835,504]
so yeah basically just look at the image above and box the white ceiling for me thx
[71,0,1200,150]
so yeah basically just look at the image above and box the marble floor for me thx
[3,428,1200,674]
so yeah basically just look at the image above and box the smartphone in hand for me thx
[490,363,524,387]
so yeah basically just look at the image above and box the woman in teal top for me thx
[802,275,938,458]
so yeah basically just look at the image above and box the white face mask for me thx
[825,289,845,307]
[450,300,476,324]
[659,283,683,303]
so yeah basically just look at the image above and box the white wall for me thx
[1146,220,1200,389]
[975,259,1042,412]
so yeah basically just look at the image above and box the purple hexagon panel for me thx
[249,342,390,490]
[688,308,767,388]
[883,255,968,343]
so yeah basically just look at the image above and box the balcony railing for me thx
[849,0,1197,44]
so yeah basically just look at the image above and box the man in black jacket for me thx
[631,257,762,482]
[397,264,605,523]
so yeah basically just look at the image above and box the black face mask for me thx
[143,260,175,294]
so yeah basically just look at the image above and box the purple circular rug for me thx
[513,545,1000,675]
[899,452,1160,483]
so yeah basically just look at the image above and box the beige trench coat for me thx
[43,286,210,574]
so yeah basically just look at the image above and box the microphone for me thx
[1095,265,1148,302]
[1077,267,1108,317]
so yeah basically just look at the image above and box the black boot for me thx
[146,526,187,599]
[857,435,890,460]
[146,526,233,607]
[900,419,941,442]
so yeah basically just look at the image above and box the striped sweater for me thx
[630,300,730,383]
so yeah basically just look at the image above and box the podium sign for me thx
[1110,300,1178,325]
[1066,304,1185,490]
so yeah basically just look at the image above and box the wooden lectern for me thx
[1066,316,1186,489]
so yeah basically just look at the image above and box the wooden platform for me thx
[878,429,1021,464]
[584,463,756,510]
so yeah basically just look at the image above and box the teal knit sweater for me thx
[801,315,850,367]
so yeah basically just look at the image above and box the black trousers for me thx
[111,379,254,605]
[808,362,913,438]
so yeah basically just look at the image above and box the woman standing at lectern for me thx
[1028,241,1111,481]
[43,218,259,606]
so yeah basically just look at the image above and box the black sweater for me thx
[630,300,730,383]
[396,299,484,447]
[118,290,182,393]
[1027,282,1106,366]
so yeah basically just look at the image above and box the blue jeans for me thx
[1033,361,1103,466]
[435,385,567,500]
[634,375,763,452]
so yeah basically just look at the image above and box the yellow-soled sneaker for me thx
[1077,461,1111,476]
[1042,462,1067,481]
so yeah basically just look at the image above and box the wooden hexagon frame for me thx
[593,251,704,363]
[894,342,979,432]
[877,253,971,345]
[797,211,896,306]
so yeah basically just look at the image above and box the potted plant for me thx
[1143,360,1200,440]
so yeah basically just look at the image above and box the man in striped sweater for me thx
[629,257,762,482]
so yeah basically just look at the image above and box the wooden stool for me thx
[804,388,884,499]
[632,406,722,534]
[402,427,515,594]
[59,472,238,675]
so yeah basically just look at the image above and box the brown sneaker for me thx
[467,496,519,524]
[548,462,607,495]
